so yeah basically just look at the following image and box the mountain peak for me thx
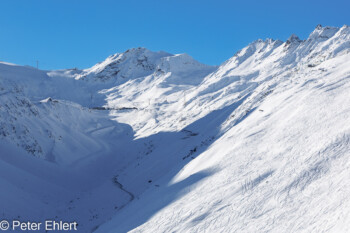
[122,47,171,58]
[75,48,214,84]
[75,48,172,82]
[107,47,172,64]
[308,25,339,41]
[286,34,302,44]
[315,24,323,30]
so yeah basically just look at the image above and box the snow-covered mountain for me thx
[1,25,350,232]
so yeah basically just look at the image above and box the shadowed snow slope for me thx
[0,25,350,233]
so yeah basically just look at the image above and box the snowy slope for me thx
[75,47,217,137]
[95,25,350,232]
[0,25,349,233]
[97,51,350,233]
[0,63,139,232]
[0,47,216,232]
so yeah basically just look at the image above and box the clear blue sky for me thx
[0,0,349,70]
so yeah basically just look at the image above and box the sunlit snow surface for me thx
[0,25,350,232]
